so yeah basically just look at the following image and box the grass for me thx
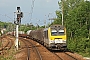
[77,52,90,58]
[0,45,16,60]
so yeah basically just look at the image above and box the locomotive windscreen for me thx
[58,30,64,35]
[50,25,65,36]
[51,29,65,36]
[51,30,57,36]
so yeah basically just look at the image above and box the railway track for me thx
[19,37,42,60]
[65,52,85,60]
[53,52,63,60]
[19,35,85,60]
[0,35,14,55]
[0,35,85,60]
[53,52,85,60]
[19,37,61,60]
[53,52,76,60]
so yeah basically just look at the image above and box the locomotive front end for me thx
[49,25,67,50]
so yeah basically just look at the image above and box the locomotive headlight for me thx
[62,40,66,43]
[49,40,54,43]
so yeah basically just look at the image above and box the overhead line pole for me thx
[62,0,64,26]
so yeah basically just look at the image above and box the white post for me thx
[14,7,23,50]
[62,0,64,26]
[15,24,18,50]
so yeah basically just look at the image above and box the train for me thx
[8,24,67,50]
[28,24,67,50]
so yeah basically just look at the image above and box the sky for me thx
[0,0,60,26]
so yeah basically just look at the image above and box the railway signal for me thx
[14,7,23,50]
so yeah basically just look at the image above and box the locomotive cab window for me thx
[58,30,64,35]
[51,30,57,36]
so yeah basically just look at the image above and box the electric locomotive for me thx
[43,24,67,50]
[29,24,67,50]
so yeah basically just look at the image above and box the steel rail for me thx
[20,37,42,60]
[23,38,42,60]
[20,38,30,60]
[53,52,63,60]
[64,52,78,60]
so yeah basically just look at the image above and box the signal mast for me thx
[14,7,23,50]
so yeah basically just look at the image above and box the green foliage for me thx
[0,21,14,34]
[19,24,45,33]
[67,39,77,51]
[0,21,45,34]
